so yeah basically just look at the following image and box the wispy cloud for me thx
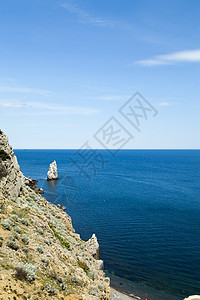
[158,102,178,107]
[158,102,172,107]
[0,100,99,115]
[61,1,115,27]
[135,49,200,66]
[0,86,52,96]
[92,95,129,101]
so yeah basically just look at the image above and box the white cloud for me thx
[92,95,129,101]
[135,49,200,66]
[158,102,173,107]
[61,1,115,27]
[0,100,99,115]
[0,86,51,96]
[0,102,25,108]
[158,102,179,107]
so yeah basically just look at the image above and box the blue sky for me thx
[0,0,199,149]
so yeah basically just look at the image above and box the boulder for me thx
[57,204,67,210]
[47,160,59,181]
[34,187,44,194]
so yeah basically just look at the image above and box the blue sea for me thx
[14,149,200,300]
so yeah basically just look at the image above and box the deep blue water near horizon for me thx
[15,149,200,300]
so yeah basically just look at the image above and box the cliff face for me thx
[0,130,24,198]
[0,130,110,300]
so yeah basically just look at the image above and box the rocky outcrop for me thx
[0,130,24,198]
[0,130,110,299]
[24,177,44,194]
[86,234,100,259]
[57,203,67,210]
[86,234,104,270]
[47,160,59,181]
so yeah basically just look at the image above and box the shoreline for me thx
[111,287,142,300]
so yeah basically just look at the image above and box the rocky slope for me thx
[0,130,110,300]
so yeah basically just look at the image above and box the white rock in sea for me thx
[47,160,58,181]
[184,296,200,300]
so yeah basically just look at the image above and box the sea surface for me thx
[14,149,200,300]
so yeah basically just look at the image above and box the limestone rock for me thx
[86,234,104,269]
[0,130,24,198]
[47,160,59,181]
[95,259,104,270]
[86,234,100,260]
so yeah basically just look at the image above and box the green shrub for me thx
[22,248,28,254]
[20,218,29,226]
[77,260,89,273]
[0,240,3,247]
[12,210,19,216]
[41,257,49,265]
[49,269,57,279]
[48,223,70,249]
[60,282,67,291]
[26,197,32,202]
[11,232,20,240]
[44,239,51,245]
[15,263,36,282]
[87,270,95,280]
[21,234,29,245]
[71,276,82,286]
[7,239,19,251]
[11,214,19,222]
[36,227,44,235]
[57,277,67,290]
[14,226,21,234]
[37,247,44,254]
[89,286,99,296]
[45,283,57,295]
[57,277,64,283]
[1,219,13,230]
[0,202,6,213]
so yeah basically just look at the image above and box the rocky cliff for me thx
[0,130,110,300]
[0,130,24,198]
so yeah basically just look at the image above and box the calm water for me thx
[15,150,200,300]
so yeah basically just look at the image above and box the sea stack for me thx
[47,160,59,181]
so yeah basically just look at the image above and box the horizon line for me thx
[14,148,200,150]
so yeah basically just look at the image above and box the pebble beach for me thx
[111,288,142,300]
